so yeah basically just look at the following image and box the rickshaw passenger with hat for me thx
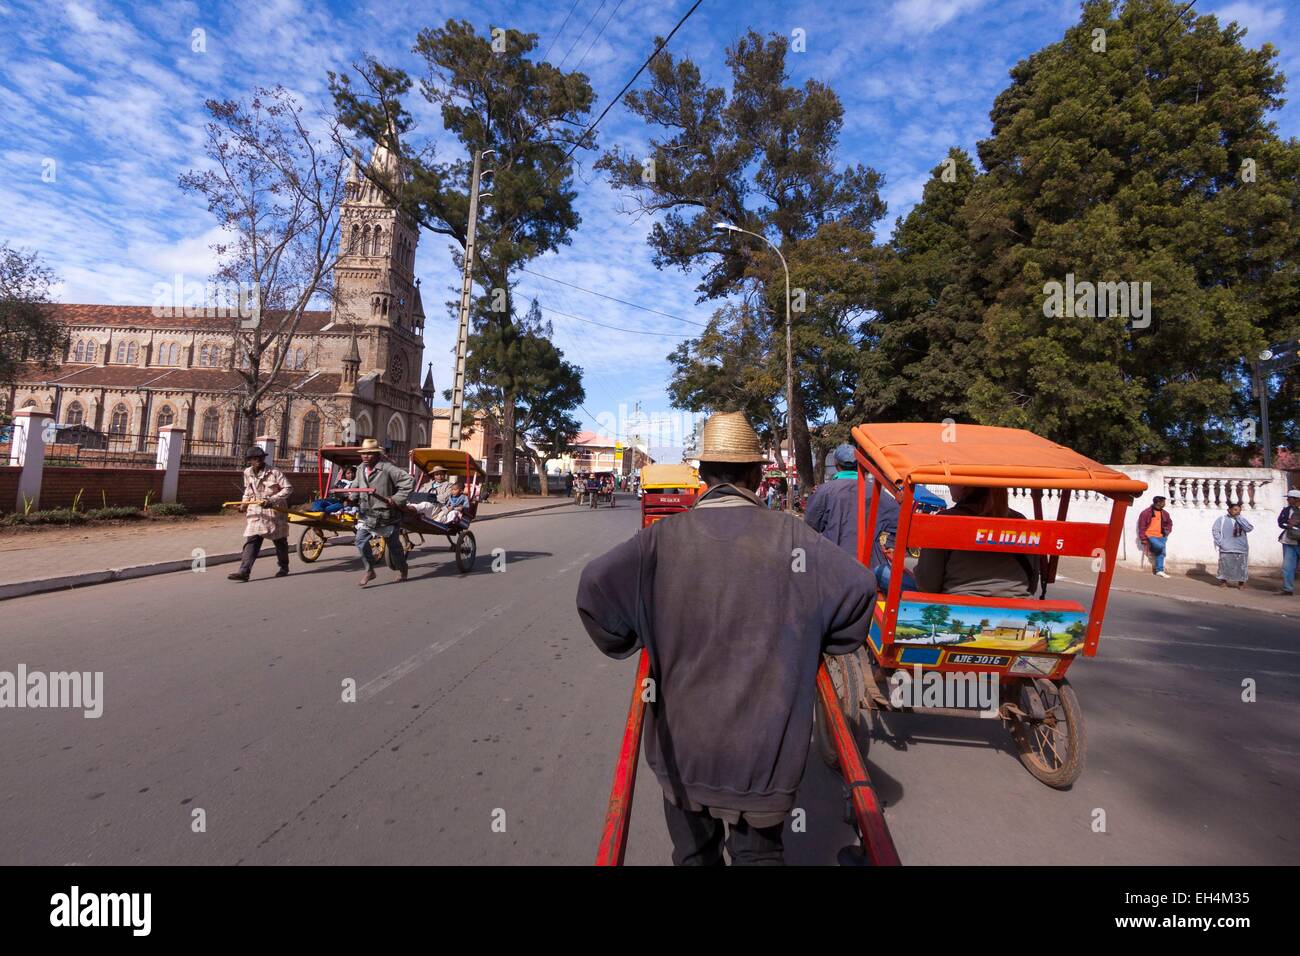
[228,446,293,582]
[577,412,875,865]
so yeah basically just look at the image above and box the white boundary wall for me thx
[923,466,1293,570]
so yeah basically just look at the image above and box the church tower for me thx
[334,139,423,390]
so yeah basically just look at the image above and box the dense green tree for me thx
[959,0,1300,462]
[331,20,595,493]
[860,149,984,424]
[466,300,584,495]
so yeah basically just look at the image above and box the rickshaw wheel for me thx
[298,526,326,563]
[1008,678,1086,789]
[814,650,868,772]
[400,530,414,553]
[454,531,477,572]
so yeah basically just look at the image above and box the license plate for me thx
[946,653,1011,667]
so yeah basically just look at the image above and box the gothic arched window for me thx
[350,223,361,253]
[201,407,221,443]
[126,342,139,364]
[109,403,130,434]
[65,401,84,426]
[73,340,85,362]
[115,341,127,363]
[84,341,96,363]
[371,225,383,256]
[301,411,320,450]
[157,405,175,431]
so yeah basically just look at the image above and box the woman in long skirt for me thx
[1212,502,1254,588]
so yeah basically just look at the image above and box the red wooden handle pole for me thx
[595,649,652,866]
[816,660,902,866]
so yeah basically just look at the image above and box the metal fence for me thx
[44,431,160,469]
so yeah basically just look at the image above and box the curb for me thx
[0,498,576,602]
[1057,574,1297,620]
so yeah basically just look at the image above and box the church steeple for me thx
[421,363,435,408]
[341,324,361,388]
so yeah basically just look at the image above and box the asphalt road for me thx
[1,494,1296,865]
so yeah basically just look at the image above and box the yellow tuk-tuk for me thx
[639,463,701,528]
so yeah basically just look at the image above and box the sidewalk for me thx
[1055,556,1296,619]
[0,494,575,600]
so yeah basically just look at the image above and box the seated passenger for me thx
[434,482,471,524]
[912,485,1039,598]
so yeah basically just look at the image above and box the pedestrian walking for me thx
[228,446,292,582]
[577,412,875,866]
[351,438,415,587]
[1136,495,1173,578]
[1276,489,1300,596]
[1212,502,1253,588]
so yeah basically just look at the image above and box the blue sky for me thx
[1,0,1297,461]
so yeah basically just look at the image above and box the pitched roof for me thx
[18,363,337,395]
[50,304,334,334]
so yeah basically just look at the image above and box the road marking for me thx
[1105,635,1300,656]
[1097,656,1300,678]
[356,550,594,700]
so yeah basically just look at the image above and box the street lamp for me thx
[714,221,794,510]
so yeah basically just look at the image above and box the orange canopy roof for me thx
[851,423,1147,495]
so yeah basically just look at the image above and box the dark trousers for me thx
[661,796,785,866]
[240,535,289,575]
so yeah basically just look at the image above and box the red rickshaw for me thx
[813,423,1147,789]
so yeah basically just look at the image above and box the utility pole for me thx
[1254,339,1300,468]
[449,149,494,449]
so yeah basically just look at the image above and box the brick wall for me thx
[39,467,164,509]
[177,469,315,511]
[0,465,317,514]
[0,466,18,510]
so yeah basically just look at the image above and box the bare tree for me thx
[179,86,348,451]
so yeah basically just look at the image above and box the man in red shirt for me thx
[1136,495,1173,578]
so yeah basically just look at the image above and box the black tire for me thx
[298,526,326,563]
[814,650,868,772]
[454,531,477,572]
[1008,678,1086,789]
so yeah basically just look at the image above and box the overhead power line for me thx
[524,297,694,337]
[540,0,584,66]
[520,267,711,328]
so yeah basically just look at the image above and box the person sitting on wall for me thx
[913,484,1039,598]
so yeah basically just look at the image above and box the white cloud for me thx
[1212,2,1286,37]
[890,0,986,34]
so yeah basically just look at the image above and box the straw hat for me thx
[698,412,767,463]
[357,438,384,456]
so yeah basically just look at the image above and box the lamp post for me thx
[714,221,794,510]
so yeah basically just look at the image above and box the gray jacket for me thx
[354,461,414,528]
[577,484,874,814]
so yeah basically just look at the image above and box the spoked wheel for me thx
[1008,678,1086,789]
[298,526,326,563]
[814,649,868,772]
[454,531,477,572]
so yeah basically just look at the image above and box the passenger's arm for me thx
[577,536,644,659]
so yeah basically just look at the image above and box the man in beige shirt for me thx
[228,446,292,582]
